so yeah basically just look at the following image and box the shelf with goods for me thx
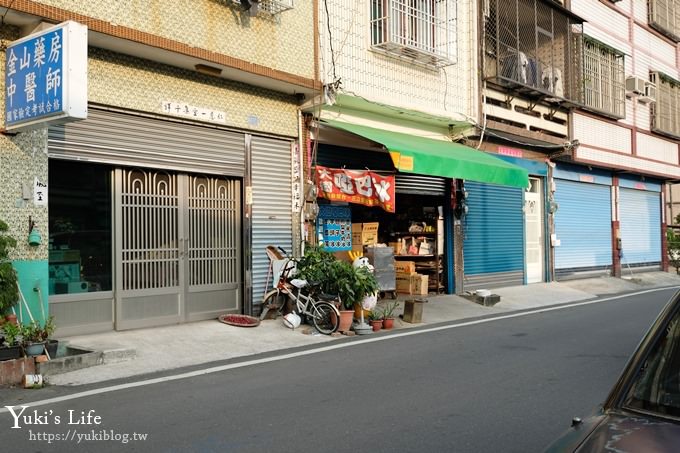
[391,232,443,295]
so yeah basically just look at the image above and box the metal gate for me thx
[463,181,525,289]
[554,179,612,278]
[115,168,241,330]
[619,187,661,268]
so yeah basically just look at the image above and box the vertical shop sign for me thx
[316,205,352,251]
[291,143,302,213]
[5,21,88,132]
[33,177,48,206]
[315,166,395,213]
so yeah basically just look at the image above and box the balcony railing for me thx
[483,0,584,104]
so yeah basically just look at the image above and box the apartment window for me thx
[649,0,680,42]
[483,0,584,103]
[370,0,457,67]
[582,38,625,118]
[651,72,680,139]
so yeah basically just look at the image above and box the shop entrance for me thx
[525,177,544,283]
[115,168,242,330]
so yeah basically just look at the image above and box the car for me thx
[545,289,680,452]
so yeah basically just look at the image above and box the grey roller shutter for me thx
[48,108,246,176]
[395,174,447,196]
[251,136,294,304]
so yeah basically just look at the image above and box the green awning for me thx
[323,120,529,188]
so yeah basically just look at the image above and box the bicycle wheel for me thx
[260,290,286,320]
[311,301,340,335]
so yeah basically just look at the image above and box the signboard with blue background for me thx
[5,21,87,132]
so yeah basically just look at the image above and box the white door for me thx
[525,177,544,283]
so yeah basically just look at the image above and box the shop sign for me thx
[162,101,227,124]
[498,146,523,158]
[634,182,647,190]
[315,166,395,213]
[5,21,88,132]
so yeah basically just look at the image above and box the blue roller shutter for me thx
[619,188,661,267]
[463,182,524,289]
[554,180,612,275]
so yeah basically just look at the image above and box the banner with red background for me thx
[315,166,395,213]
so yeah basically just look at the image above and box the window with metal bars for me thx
[651,72,680,139]
[649,0,680,42]
[582,38,625,118]
[370,0,457,67]
[483,0,583,104]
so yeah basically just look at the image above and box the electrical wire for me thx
[322,0,337,82]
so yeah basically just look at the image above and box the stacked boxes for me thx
[395,260,428,295]
[351,222,379,251]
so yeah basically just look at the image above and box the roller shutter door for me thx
[619,188,661,267]
[251,137,294,304]
[554,180,612,276]
[464,182,524,289]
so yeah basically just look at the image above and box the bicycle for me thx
[259,247,340,335]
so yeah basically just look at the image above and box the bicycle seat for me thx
[289,278,308,289]
[318,293,338,302]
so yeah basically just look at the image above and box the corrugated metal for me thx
[395,174,447,195]
[463,182,524,288]
[619,188,661,267]
[554,179,612,273]
[251,136,294,303]
[48,108,246,176]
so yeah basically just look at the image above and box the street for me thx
[0,288,674,452]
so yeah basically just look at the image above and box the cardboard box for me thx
[388,242,401,254]
[352,222,379,247]
[395,261,416,274]
[411,274,429,295]
[396,273,415,293]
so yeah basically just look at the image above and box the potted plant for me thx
[0,219,19,324]
[0,321,23,361]
[379,300,399,330]
[367,310,383,332]
[21,320,48,356]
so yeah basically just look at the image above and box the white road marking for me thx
[1,286,677,414]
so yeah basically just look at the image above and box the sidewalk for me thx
[45,271,680,386]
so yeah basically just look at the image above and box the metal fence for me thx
[649,0,680,42]
[483,0,583,104]
[582,38,625,118]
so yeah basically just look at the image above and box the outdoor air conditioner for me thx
[639,81,657,104]
[625,76,647,95]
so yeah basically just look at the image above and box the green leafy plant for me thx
[367,310,382,321]
[379,300,399,320]
[0,219,18,316]
[668,218,680,275]
[21,317,55,344]
[294,245,337,289]
[1,322,20,346]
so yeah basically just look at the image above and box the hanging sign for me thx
[315,166,395,213]
[5,21,88,132]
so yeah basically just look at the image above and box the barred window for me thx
[651,72,680,139]
[370,0,457,67]
[582,38,625,118]
[649,0,680,42]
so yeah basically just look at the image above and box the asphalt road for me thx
[0,288,675,452]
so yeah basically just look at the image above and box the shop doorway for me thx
[525,177,544,283]
[115,168,242,330]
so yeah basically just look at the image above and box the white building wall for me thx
[319,0,475,122]
[571,0,680,181]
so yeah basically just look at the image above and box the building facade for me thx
[0,0,319,335]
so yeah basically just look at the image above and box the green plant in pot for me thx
[21,319,54,357]
[0,219,19,321]
[0,321,23,361]
[379,300,399,330]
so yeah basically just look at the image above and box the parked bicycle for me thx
[260,247,340,335]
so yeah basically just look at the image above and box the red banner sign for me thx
[316,166,395,213]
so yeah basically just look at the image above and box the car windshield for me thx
[624,307,680,418]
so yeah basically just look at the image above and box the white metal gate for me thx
[525,177,544,283]
[115,168,241,330]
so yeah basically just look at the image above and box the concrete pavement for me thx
[42,271,680,386]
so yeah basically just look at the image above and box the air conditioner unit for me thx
[639,81,657,104]
[625,76,647,95]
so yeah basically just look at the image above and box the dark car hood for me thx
[576,412,680,453]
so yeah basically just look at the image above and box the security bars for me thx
[651,72,680,139]
[483,0,583,104]
[582,37,625,118]
[649,0,680,42]
[370,0,457,67]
